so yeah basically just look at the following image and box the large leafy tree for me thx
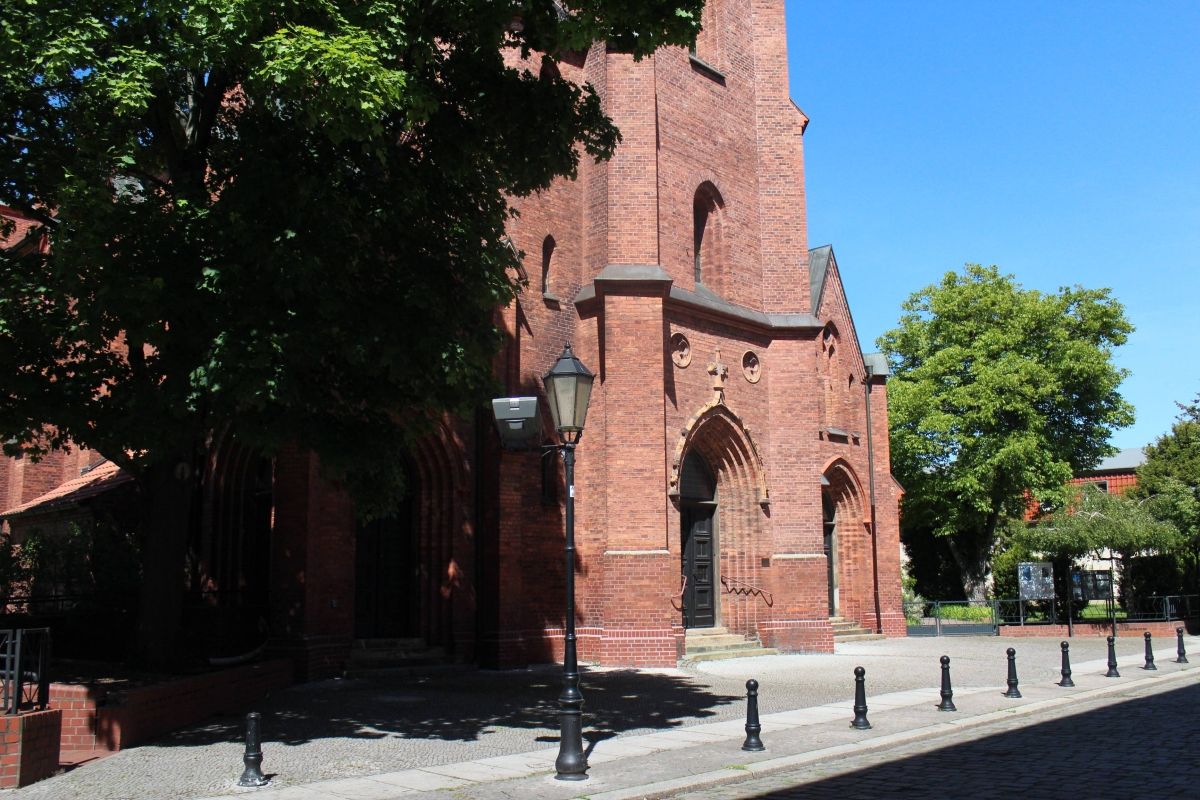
[880,265,1134,598]
[0,1,703,664]
[1136,396,1200,589]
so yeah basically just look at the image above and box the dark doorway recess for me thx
[680,451,717,629]
[823,491,838,616]
[354,465,419,639]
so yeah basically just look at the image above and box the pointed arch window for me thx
[693,182,725,290]
[541,234,557,299]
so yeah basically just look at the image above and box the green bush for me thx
[902,571,925,624]
[936,604,994,622]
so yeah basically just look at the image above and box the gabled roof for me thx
[809,244,832,313]
[0,460,134,519]
[862,352,891,378]
[1080,447,1146,475]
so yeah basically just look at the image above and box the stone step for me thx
[686,647,780,662]
[684,636,755,652]
[834,633,886,643]
[348,638,450,670]
[353,638,428,650]
[348,649,447,666]
[344,662,468,679]
[684,626,730,638]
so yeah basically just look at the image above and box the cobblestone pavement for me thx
[10,634,1195,800]
[672,677,1200,799]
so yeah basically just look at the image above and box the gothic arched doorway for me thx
[679,450,718,629]
[822,459,867,625]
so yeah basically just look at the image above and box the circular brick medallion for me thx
[671,333,692,368]
[742,350,762,383]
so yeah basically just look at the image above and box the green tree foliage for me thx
[879,265,1134,597]
[1136,395,1200,590]
[0,1,703,664]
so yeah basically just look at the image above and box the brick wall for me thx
[49,658,292,754]
[1000,619,1196,638]
[0,709,62,788]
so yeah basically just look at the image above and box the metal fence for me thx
[1124,594,1199,622]
[0,628,51,715]
[907,594,1200,636]
[904,600,998,637]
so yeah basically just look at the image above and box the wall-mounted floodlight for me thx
[491,396,542,450]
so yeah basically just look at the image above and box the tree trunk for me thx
[946,538,988,600]
[135,454,197,669]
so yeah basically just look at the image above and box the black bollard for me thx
[937,655,956,712]
[1105,635,1121,678]
[238,712,269,787]
[850,666,871,730]
[1058,641,1075,687]
[1143,631,1157,670]
[1003,647,1022,698]
[742,678,765,752]
[1177,627,1189,664]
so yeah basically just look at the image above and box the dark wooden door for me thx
[823,492,838,616]
[682,504,717,628]
[354,495,418,639]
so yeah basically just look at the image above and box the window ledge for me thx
[689,54,726,84]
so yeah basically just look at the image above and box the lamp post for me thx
[542,342,594,781]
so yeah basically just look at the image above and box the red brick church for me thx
[2,2,904,678]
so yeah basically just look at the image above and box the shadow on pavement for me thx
[157,666,739,748]
[738,682,1200,799]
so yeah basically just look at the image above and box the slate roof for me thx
[809,244,832,313]
[1084,447,1147,474]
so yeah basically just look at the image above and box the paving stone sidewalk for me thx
[9,634,1196,800]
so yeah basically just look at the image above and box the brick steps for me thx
[682,627,779,663]
[830,616,884,643]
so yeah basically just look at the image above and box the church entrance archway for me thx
[822,459,867,625]
[679,450,718,629]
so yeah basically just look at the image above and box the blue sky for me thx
[784,1,1200,451]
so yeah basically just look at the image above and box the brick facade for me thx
[474,0,905,666]
[1,4,905,673]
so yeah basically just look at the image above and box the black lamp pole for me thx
[555,438,586,780]
[542,343,594,782]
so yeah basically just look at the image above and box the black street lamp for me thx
[542,342,594,781]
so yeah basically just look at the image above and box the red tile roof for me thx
[1,461,134,518]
